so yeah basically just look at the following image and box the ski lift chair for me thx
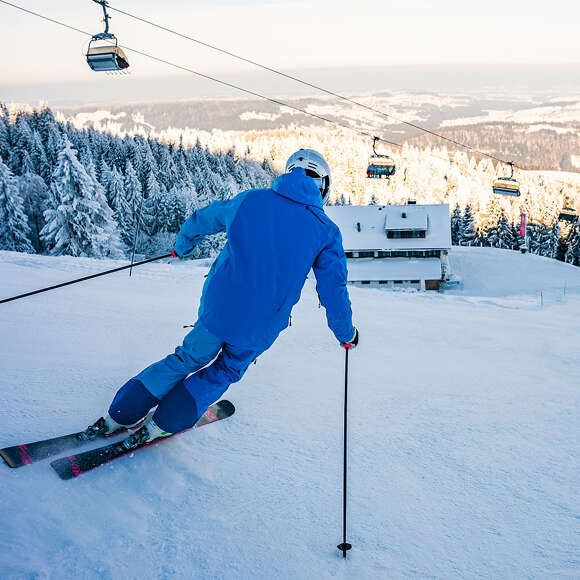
[492,162,520,197]
[559,207,578,222]
[366,137,396,179]
[86,37,129,72]
[367,156,396,179]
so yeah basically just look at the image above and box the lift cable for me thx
[105,1,515,167]
[0,0,401,150]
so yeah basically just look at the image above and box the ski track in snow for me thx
[0,248,579,579]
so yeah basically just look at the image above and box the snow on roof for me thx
[385,205,428,230]
[325,204,452,251]
[346,257,442,282]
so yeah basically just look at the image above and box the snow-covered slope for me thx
[0,248,579,579]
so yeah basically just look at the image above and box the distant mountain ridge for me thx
[55,92,580,172]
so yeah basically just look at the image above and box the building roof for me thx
[325,204,452,251]
[385,205,428,231]
[346,257,442,282]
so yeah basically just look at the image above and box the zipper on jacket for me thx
[305,205,326,224]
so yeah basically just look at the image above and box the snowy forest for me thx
[0,105,275,259]
[198,126,580,265]
[1,105,580,266]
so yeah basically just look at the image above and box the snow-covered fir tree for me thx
[565,222,580,266]
[41,137,122,258]
[107,167,131,249]
[142,170,164,237]
[18,170,49,253]
[0,157,33,252]
[486,211,517,250]
[451,203,462,245]
[0,105,10,162]
[459,206,475,246]
[123,160,142,245]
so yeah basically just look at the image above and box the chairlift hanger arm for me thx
[497,161,517,179]
[93,0,112,37]
[507,161,515,179]
[372,136,393,158]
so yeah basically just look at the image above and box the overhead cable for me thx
[0,0,401,149]
[106,1,513,166]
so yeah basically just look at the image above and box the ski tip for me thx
[216,400,235,415]
[50,456,82,480]
[0,449,20,468]
[0,446,31,469]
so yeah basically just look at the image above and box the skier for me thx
[89,149,359,449]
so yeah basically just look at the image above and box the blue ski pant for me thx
[108,323,259,433]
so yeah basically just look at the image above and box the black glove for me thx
[171,249,194,260]
[341,327,359,350]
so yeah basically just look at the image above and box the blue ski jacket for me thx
[174,167,354,351]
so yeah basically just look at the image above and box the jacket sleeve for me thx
[313,226,355,343]
[174,194,247,257]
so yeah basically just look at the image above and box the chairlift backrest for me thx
[492,162,520,197]
[492,177,521,197]
[367,159,396,179]
[87,38,129,72]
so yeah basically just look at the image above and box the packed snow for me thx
[0,247,579,579]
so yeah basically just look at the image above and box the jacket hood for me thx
[271,167,324,209]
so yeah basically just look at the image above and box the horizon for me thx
[3,62,580,107]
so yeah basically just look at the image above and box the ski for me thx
[50,400,235,480]
[0,427,127,469]
[0,411,156,469]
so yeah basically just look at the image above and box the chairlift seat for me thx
[492,177,520,197]
[367,156,396,179]
[87,41,129,72]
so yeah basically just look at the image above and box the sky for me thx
[0,0,579,86]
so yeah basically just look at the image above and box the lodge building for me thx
[325,203,452,291]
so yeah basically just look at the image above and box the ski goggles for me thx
[310,176,325,190]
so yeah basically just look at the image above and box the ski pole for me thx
[337,344,352,558]
[0,253,173,305]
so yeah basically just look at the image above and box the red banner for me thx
[520,213,526,237]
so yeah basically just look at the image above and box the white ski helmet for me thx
[285,149,332,199]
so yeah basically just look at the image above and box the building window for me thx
[411,280,420,284]
[347,249,443,260]
[379,280,389,285]
[386,230,427,239]
[361,280,371,285]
